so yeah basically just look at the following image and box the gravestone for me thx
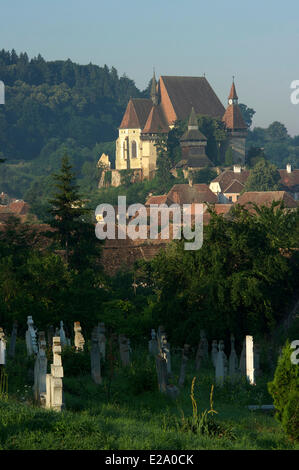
[0,328,6,366]
[178,344,190,387]
[155,354,168,393]
[157,325,166,354]
[8,321,18,358]
[148,329,158,356]
[98,323,106,361]
[45,337,64,412]
[239,338,246,376]
[25,316,38,356]
[90,327,102,384]
[47,325,55,349]
[162,338,172,376]
[215,340,227,387]
[211,340,218,367]
[74,322,85,351]
[199,330,209,359]
[195,341,205,371]
[246,335,255,385]
[33,332,47,406]
[228,334,239,381]
[59,321,67,347]
[119,334,131,367]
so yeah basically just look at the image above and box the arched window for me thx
[121,140,126,159]
[131,140,137,158]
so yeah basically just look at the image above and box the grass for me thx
[0,341,298,450]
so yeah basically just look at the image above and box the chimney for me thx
[286,163,292,174]
[233,165,241,173]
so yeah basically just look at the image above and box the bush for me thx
[60,346,90,377]
[268,340,299,441]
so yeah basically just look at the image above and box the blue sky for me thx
[1,0,298,135]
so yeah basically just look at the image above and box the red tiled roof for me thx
[167,183,218,205]
[279,169,299,189]
[8,200,30,215]
[214,204,232,215]
[145,194,168,206]
[222,105,247,130]
[223,180,244,194]
[160,76,225,124]
[235,191,298,209]
[142,105,169,134]
[119,99,153,129]
[211,169,250,192]
[228,82,238,100]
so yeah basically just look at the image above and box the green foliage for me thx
[239,103,256,128]
[268,341,299,441]
[137,204,299,343]
[243,159,281,192]
[189,167,217,185]
[61,347,91,377]
[225,146,233,166]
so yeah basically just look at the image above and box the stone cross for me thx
[178,344,190,387]
[228,334,239,381]
[8,321,17,358]
[45,337,64,412]
[90,327,102,384]
[161,337,172,376]
[211,340,218,367]
[119,334,131,367]
[0,328,6,366]
[33,332,47,406]
[246,335,255,385]
[26,316,38,356]
[157,325,166,355]
[98,323,106,361]
[74,322,85,351]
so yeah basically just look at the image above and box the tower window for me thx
[131,140,137,158]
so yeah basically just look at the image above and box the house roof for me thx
[279,169,299,190]
[222,104,247,130]
[166,183,218,205]
[235,191,298,209]
[142,105,169,134]
[145,194,168,206]
[160,76,225,123]
[211,169,250,192]
[223,179,244,194]
[119,98,153,129]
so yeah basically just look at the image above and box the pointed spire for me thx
[150,69,158,106]
[228,78,238,103]
[188,107,198,130]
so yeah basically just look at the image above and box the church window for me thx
[131,140,137,158]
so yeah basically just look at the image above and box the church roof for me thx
[228,82,238,100]
[142,105,169,134]
[160,76,225,123]
[222,104,247,130]
[119,98,153,129]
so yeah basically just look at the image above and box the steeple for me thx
[188,107,198,130]
[228,78,238,105]
[150,69,158,106]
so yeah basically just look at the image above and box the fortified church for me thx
[113,73,247,181]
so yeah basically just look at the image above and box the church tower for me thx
[222,80,247,165]
[150,70,159,106]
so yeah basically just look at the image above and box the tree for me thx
[48,155,87,263]
[268,341,299,441]
[190,167,217,184]
[239,104,256,128]
[243,159,281,192]
[225,146,233,166]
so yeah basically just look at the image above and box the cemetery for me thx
[0,315,298,450]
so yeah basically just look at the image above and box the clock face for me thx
[228,99,233,105]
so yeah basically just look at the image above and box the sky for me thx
[1,0,298,135]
